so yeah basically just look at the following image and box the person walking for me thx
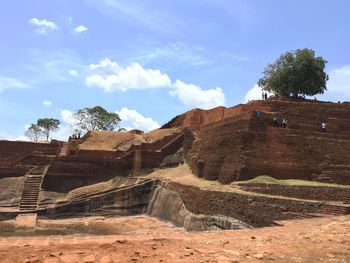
[256,111,262,120]
[321,122,327,133]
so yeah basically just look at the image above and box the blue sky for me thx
[1,0,350,140]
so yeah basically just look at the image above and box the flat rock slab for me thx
[15,213,37,230]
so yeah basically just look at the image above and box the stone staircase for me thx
[19,175,43,211]
[19,165,48,211]
[59,142,69,156]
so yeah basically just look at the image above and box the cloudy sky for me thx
[1,0,349,140]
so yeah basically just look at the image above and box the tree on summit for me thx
[74,106,121,132]
[258,48,329,97]
[25,118,60,141]
[25,124,43,141]
[37,118,60,141]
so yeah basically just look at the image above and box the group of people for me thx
[272,116,290,128]
[272,115,327,132]
[69,130,82,140]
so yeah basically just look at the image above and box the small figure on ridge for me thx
[256,111,262,120]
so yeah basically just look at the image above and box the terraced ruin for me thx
[0,97,350,235]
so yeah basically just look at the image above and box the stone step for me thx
[24,180,42,182]
[20,202,38,205]
[25,179,43,182]
[19,205,37,208]
[22,192,40,195]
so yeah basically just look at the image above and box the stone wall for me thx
[42,155,134,192]
[0,140,61,178]
[239,184,350,202]
[184,99,350,184]
[166,182,327,227]
[42,133,184,193]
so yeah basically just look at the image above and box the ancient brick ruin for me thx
[0,97,350,231]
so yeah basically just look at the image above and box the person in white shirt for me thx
[321,122,327,133]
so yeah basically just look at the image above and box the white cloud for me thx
[86,60,171,91]
[244,84,273,102]
[61,109,76,126]
[0,77,29,92]
[69,69,78,76]
[117,107,160,132]
[42,100,52,106]
[28,18,58,35]
[170,80,226,109]
[51,109,76,141]
[327,65,350,97]
[86,58,227,109]
[74,25,88,33]
[89,58,121,71]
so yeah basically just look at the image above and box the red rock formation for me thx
[163,98,350,184]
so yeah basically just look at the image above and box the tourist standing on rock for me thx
[262,92,265,100]
[256,111,262,120]
[285,120,290,129]
[321,122,327,133]
[273,116,279,127]
[282,118,286,128]
[264,93,268,100]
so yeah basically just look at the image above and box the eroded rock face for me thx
[0,177,25,207]
[147,185,252,231]
[43,178,156,217]
[160,148,185,169]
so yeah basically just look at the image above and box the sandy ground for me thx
[0,214,349,263]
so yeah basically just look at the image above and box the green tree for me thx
[258,48,329,97]
[25,124,43,141]
[36,118,60,141]
[74,106,121,132]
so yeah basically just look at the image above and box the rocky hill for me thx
[164,97,350,185]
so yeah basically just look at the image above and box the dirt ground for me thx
[0,215,349,263]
